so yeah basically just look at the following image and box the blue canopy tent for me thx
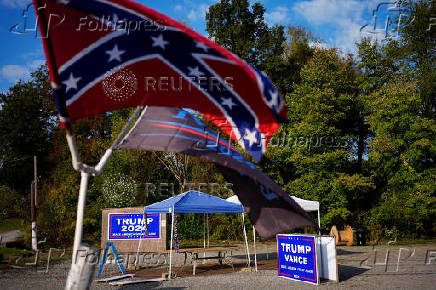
[142,190,250,278]
[145,190,244,213]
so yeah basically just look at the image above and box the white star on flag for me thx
[195,41,209,52]
[221,97,236,110]
[243,128,258,147]
[105,44,125,62]
[267,89,279,108]
[187,66,204,77]
[151,34,169,49]
[62,73,81,92]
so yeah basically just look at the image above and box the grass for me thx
[179,239,241,249]
[0,247,29,256]
[0,218,24,233]
[0,246,70,266]
[0,247,32,263]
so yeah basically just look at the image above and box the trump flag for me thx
[119,106,317,239]
[34,0,286,161]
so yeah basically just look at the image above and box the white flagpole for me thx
[71,172,90,263]
[33,1,146,286]
[65,107,144,290]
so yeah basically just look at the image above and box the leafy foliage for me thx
[101,172,137,208]
[0,186,27,220]
[0,65,56,193]
[0,0,434,246]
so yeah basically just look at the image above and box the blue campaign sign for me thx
[277,234,319,285]
[108,213,160,240]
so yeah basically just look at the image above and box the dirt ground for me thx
[0,243,435,289]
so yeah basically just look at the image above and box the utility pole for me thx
[34,156,37,206]
[31,182,37,252]
[31,156,38,252]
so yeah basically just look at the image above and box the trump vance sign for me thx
[277,234,319,285]
[108,213,160,240]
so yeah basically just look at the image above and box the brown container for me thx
[101,207,166,253]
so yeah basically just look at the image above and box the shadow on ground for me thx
[121,282,185,290]
[233,252,277,261]
[339,264,369,281]
[337,248,367,256]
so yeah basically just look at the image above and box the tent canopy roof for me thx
[145,190,244,214]
[226,195,319,212]
[290,196,319,212]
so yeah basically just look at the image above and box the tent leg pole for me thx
[135,208,146,268]
[203,214,206,261]
[253,226,257,272]
[206,213,209,248]
[242,214,250,268]
[318,210,321,235]
[169,211,175,280]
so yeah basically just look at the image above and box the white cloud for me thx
[187,4,209,22]
[21,49,43,60]
[0,65,30,83]
[0,59,46,83]
[292,0,375,53]
[309,41,330,49]
[293,0,366,26]
[265,6,290,25]
[187,9,197,22]
[0,0,29,8]
[27,59,45,70]
[174,0,218,23]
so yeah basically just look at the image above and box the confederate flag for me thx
[34,0,286,161]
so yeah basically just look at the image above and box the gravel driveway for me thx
[0,243,435,289]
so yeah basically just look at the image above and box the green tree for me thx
[206,0,291,94]
[356,0,436,238]
[366,78,436,237]
[0,65,56,193]
[267,48,375,229]
[206,0,282,67]
[399,0,435,118]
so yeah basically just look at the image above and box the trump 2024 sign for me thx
[108,213,160,240]
[277,234,319,285]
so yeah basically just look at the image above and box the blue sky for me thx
[0,0,402,92]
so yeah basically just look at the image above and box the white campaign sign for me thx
[318,236,338,282]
